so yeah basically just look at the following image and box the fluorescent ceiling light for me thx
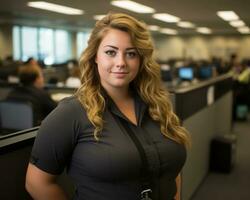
[160,28,178,35]
[111,0,155,13]
[93,15,106,20]
[177,21,195,28]
[229,20,245,27]
[196,27,212,34]
[217,11,239,21]
[238,26,250,34]
[27,1,84,15]
[153,13,180,23]
[148,25,160,31]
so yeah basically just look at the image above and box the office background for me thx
[0,0,250,62]
[0,1,250,200]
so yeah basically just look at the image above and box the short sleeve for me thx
[30,97,81,175]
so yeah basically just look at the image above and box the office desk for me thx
[45,85,76,102]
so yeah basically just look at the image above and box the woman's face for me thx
[95,28,140,92]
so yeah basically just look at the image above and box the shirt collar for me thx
[101,86,148,126]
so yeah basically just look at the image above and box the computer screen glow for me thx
[179,67,193,80]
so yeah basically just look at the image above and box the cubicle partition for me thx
[170,74,233,200]
[0,128,38,200]
[0,127,75,200]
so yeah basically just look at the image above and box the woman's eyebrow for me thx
[104,45,118,49]
[104,45,136,51]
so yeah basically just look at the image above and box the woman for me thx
[25,13,190,200]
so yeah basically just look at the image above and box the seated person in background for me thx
[6,64,57,125]
[237,61,250,84]
[230,60,250,84]
[65,66,81,88]
[25,57,39,67]
[230,60,250,120]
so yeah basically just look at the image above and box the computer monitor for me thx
[161,70,172,82]
[199,66,213,79]
[178,67,194,81]
[160,64,173,82]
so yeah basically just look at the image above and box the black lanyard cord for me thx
[112,114,153,199]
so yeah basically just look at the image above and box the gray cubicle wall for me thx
[0,127,75,200]
[182,91,232,200]
[0,128,37,200]
[170,74,233,200]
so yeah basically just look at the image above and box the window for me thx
[21,26,38,61]
[77,31,91,58]
[39,28,54,65]
[13,26,73,64]
[55,30,71,63]
[13,26,21,61]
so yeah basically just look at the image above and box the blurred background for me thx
[0,1,250,200]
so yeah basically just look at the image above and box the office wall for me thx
[154,35,250,61]
[70,33,77,59]
[238,37,250,59]
[0,24,13,60]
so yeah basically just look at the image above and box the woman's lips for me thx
[112,71,129,78]
[112,71,128,74]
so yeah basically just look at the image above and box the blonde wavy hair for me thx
[76,13,190,147]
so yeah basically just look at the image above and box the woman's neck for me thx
[104,86,132,103]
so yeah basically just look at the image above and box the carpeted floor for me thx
[191,118,250,200]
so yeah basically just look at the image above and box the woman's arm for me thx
[25,163,68,200]
[174,174,181,200]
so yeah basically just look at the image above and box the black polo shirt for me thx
[30,91,186,200]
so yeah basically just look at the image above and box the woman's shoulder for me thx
[58,95,81,108]
[40,95,91,134]
[46,95,86,121]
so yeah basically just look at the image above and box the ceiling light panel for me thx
[217,11,239,21]
[196,27,212,34]
[27,1,84,15]
[229,20,245,27]
[148,25,160,31]
[177,21,195,28]
[160,28,178,35]
[238,26,250,34]
[93,15,106,20]
[153,13,180,23]
[111,0,155,13]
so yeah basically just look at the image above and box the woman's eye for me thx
[105,50,116,56]
[126,51,137,58]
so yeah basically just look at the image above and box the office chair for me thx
[0,100,34,134]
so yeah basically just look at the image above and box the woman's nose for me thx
[115,54,126,68]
